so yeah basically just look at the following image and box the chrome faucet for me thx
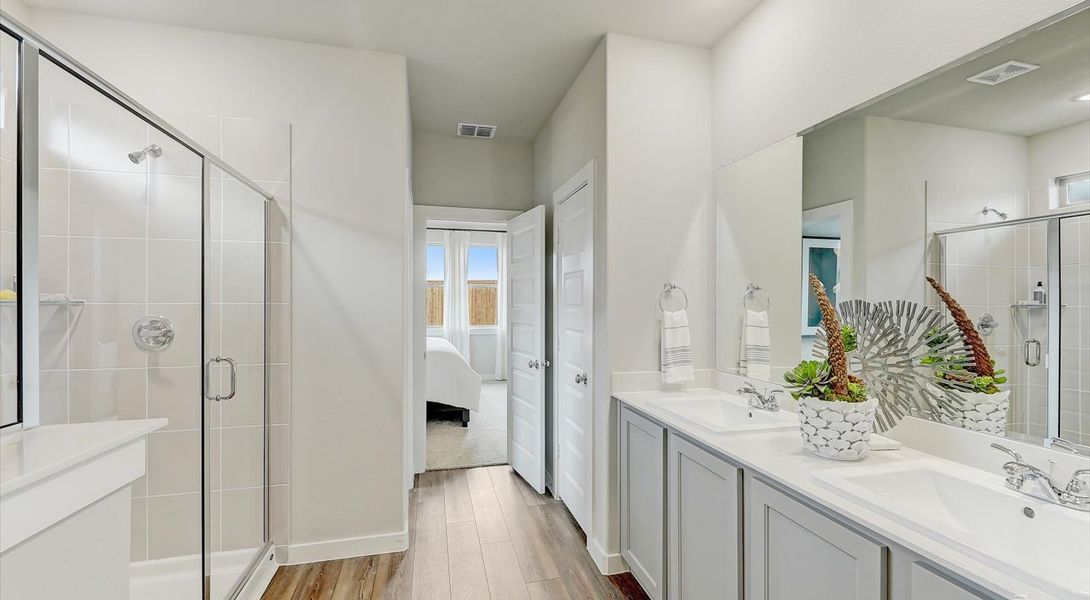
[1049,437,1090,457]
[991,443,1090,511]
[737,382,780,412]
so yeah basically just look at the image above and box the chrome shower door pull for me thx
[204,356,238,401]
[1024,339,1041,367]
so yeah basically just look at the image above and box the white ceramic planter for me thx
[943,388,1010,437]
[797,396,877,461]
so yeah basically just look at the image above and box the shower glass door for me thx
[204,162,269,598]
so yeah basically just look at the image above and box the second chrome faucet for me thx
[737,382,782,412]
[991,443,1090,512]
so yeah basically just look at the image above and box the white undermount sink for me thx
[649,393,798,433]
[814,458,1090,600]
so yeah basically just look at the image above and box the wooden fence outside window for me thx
[426,280,498,327]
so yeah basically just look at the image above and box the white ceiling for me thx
[24,0,762,140]
[859,9,1089,137]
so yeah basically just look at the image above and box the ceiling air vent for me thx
[456,122,497,139]
[966,60,1040,86]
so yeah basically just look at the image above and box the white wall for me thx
[607,35,713,375]
[532,39,606,503]
[413,131,533,211]
[710,0,1080,168]
[1028,120,1090,215]
[0,0,32,23]
[604,32,712,565]
[24,10,412,560]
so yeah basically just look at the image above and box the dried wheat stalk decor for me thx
[809,273,849,396]
[925,276,993,377]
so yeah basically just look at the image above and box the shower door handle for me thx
[1024,339,1041,367]
[204,356,238,401]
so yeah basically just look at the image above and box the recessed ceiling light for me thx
[1075,93,1090,102]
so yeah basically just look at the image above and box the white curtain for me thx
[444,230,472,359]
[493,231,509,380]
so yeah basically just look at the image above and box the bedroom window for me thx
[468,245,498,327]
[426,244,445,327]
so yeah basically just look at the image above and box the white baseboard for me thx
[286,530,408,565]
[588,538,628,575]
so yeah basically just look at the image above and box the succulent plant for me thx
[784,360,832,400]
[841,325,858,353]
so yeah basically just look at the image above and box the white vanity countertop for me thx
[0,419,167,497]
[615,388,1086,600]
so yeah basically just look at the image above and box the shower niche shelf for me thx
[1009,302,1065,310]
[0,299,86,306]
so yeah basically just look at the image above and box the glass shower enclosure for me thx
[930,211,1090,445]
[2,13,272,600]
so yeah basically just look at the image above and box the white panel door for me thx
[556,183,593,533]
[507,205,546,493]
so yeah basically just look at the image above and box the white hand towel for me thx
[741,309,771,381]
[661,309,694,384]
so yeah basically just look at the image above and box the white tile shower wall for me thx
[1059,216,1089,446]
[34,62,291,565]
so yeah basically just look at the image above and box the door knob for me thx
[528,360,540,370]
[575,372,588,385]
[542,359,551,368]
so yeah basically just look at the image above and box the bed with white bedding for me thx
[426,337,482,425]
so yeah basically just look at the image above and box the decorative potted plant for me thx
[784,274,877,461]
[924,277,1010,436]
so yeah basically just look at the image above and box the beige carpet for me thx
[426,381,508,470]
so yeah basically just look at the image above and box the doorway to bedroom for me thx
[421,216,511,470]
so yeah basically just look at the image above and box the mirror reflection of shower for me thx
[127,143,162,164]
[981,206,1009,220]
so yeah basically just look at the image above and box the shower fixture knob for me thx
[133,315,176,351]
[976,312,999,337]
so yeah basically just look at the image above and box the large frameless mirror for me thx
[716,6,1090,448]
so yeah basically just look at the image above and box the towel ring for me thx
[743,283,770,311]
[659,282,688,312]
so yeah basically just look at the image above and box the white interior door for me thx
[507,205,546,493]
[556,183,593,532]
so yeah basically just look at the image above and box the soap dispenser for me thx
[1033,281,1046,304]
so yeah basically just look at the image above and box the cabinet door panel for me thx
[620,407,665,600]
[909,563,989,600]
[668,433,741,600]
[890,547,993,600]
[748,477,885,600]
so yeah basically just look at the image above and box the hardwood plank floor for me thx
[261,466,649,600]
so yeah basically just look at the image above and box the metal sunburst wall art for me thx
[815,299,975,432]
